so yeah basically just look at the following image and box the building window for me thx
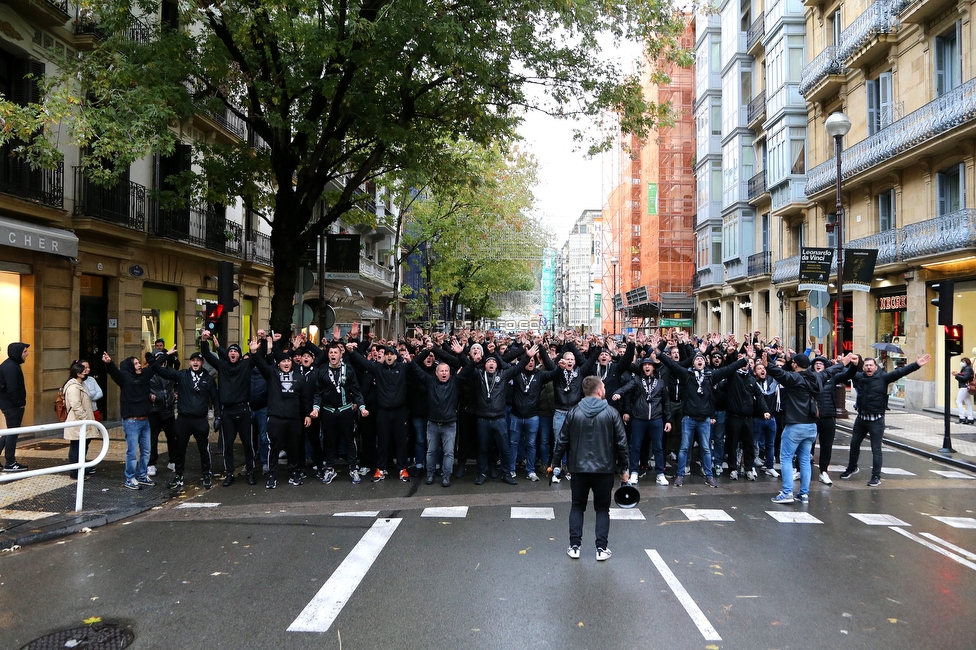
[711,226,722,265]
[787,35,804,83]
[761,213,770,252]
[866,72,892,136]
[935,23,962,97]
[790,127,805,175]
[710,98,721,135]
[711,163,723,202]
[937,163,964,215]
[830,10,842,47]
[723,213,739,261]
[710,37,721,74]
[878,189,895,231]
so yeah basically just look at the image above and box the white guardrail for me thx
[0,420,110,512]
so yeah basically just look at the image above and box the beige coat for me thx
[63,378,94,440]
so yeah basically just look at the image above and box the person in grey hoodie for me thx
[0,342,29,471]
[549,376,629,562]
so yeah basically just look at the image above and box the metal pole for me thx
[941,339,956,452]
[833,134,849,418]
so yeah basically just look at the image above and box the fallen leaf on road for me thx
[211,572,226,576]
[888,618,898,623]
[232,541,239,544]
[332,547,340,551]
[471,628,480,632]
[440,522,452,525]
[83,616,101,625]
[81,527,93,533]
[90,597,98,601]
[577,622,584,627]
[519,547,530,555]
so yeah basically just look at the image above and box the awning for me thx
[0,216,78,258]
[359,306,385,320]
[334,305,386,321]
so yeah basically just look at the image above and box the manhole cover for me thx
[21,623,133,649]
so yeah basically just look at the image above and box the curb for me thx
[835,420,976,475]
[0,503,159,551]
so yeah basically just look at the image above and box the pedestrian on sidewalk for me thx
[63,361,94,479]
[549,376,629,561]
[104,350,158,491]
[951,357,975,424]
[841,353,931,487]
[0,342,30,472]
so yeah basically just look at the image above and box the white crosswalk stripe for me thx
[930,470,975,479]
[511,506,554,519]
[609,508,646,520]
[421,506,468,518]
[850,513,910,526]
[930,516,976,529]
[681,508,734,522]
[766,511,823,524]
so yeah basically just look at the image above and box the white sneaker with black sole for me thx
[567,545,580,559]
[819,471,833,485]
[596,548,612,561]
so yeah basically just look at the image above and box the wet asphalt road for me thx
[2,443,976,650]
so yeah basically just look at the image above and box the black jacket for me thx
[614,371,671,421]
[510,351,556,419]
[347,350,409,409]
[410,350,460,424]
[765,365,822,425]
[153,364,220,419]
[314,362,364,410]
[462,355,530,419]
[955,364,973,387]
[724,369,770,418]
[249,366,268,410]
[540,342,587,411]
[252,341,315,420]
[659,355,747,420]
[105,357,158,419]
[551,397,628,474]
[201,341,253,407]
[848,362,921,416]
[0,342,28,413]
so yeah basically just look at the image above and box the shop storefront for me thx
[876,290,908,402]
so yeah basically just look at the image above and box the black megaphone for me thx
[614,484,641,509]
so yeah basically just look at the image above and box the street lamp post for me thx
[825,111,851,418]
[610,256,619,336]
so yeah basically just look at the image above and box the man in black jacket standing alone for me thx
[550,376,629,562]
[0,342,29,472]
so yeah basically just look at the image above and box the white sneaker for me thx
[146,465,157,477]
[279,451,287,459]
[527,472,540,482]
[167,463,176,472]
[550,473,561,483]
[596,548,612,561]
[627,475,638,486]
[819,471,833,485]
[553,467,561,477]
[793,469,801,481]
[567,545,580,559]
[729,470,738,481]
[656,474,669,486]
[745,469,757,481]
[764,467,780,478]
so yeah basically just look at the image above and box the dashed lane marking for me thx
[335,511,381,518]
[880,468,916,476]
[646,549,722,641]
[930,516,976,529]
[766,511,823,524]
[930,470,975,480]
[681,509,734,522]
[174,502,221,509]
[889,527,976,572]
[511,507,555,520]
[919,532,976,562]
[421,506,468,518]
[850,513,910,526]
[288,518,401,633]
[609,508,646,521]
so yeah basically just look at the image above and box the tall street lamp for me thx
[610,256,619,335]
[825,111,851,418]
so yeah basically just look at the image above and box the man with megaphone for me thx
[548,376,629,562]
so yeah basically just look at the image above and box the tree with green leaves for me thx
[0,0,688,331]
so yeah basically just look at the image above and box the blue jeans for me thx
[551,409,569,466]
[251,407,269,466]
[630,418,664,476]
[477,416,510,477]
[779,423,817,496]
[412,417,428,467]
[122,418,151,481]
[678,417,712,478]
[538,415,554,466]
[710,410,727,469]
[508,415,539,474]
[754,417,777,469]
[426,422,456,477]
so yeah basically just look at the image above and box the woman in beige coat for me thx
[64,361,95,479]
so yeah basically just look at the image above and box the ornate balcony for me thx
[799,47,846,100]
[838,0,903,68]
[747,90,766,129]
[806,77,976,196]
[746,13,765,55]
[694,264,725,291]
[0,144,63,209]
[747,170,767,201]
[151,203,244,256]
[772,254,800,284]
[900,210,976,260]
[73,167,146,230]
[748,251,772,277]
[900,0,950,24]
[245,232,273,266]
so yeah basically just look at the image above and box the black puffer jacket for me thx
[0,342,28,413]
[551,397,628,474]
[848,362,921,416]
[765,365,822,425]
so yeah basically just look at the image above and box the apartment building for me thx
[563,209,603,332]
[782,0,976,407]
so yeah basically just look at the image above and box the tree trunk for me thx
[268,197,315,334]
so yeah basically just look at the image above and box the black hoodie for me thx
[0,342,28,413]
[106,356,158,418]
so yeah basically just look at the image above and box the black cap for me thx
[791,354,811,369]
[384,346,398,355]
[228,344,242,354]
[189,352,204,361]
[813,355,830,366]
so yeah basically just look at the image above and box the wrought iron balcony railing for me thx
[771,254,800,284]
[75,15,151,43]
[837,0,901,63]
[747,250,772,276]
[0,144,63,208]
[806,77,976,195]
[211,108,247,140]
[799,46,846,97]
[151,203,245,256]
[747,90,766,125]
[747,13,765,50]
[73,167,146,230]
[246,232,273,266]
[747,170,767,200]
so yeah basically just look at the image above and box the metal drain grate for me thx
[21,623,133,649]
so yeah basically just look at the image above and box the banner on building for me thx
[842,248,878,292]
[325,234,361,280]
[798,247,834,291]
[647,183,658,216]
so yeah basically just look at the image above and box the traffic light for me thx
[946,324,964,356]
[204,302,224,333]
[931,281,954,327]
[217,261,240,313]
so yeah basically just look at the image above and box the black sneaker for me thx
[441,476,451,488]
[222,475,235,487]
[266,475,277,489]
[502,472,517,486]
[474,473,487,486]
[136,475,155,487]
[246,472,256,486]
[288,476,303,486]
[867,476,881,487]
[840,468,859,480]
[425,474,435,485]
[3,461,27,472]
[202,474,213,489]
[168,475,184,490]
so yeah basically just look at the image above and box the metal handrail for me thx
[0,420,109,512]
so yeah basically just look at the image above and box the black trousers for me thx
[569,472,614,549]
[149,411,176,466]
[455,409,478,469]
[815,417,837,472]
[358,409,376,470]
[322,408,359,470]
[172,416,212,476]
[220,407,254,474]
[2,407,24,464]
[268,416,303,478]
[375,406,409,471]
[846,416,885,479]
[725,414,756,471]
[68,439,92,478]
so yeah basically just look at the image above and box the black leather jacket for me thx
[551,397,628,474]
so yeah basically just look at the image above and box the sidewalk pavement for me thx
[0,423,216,551]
